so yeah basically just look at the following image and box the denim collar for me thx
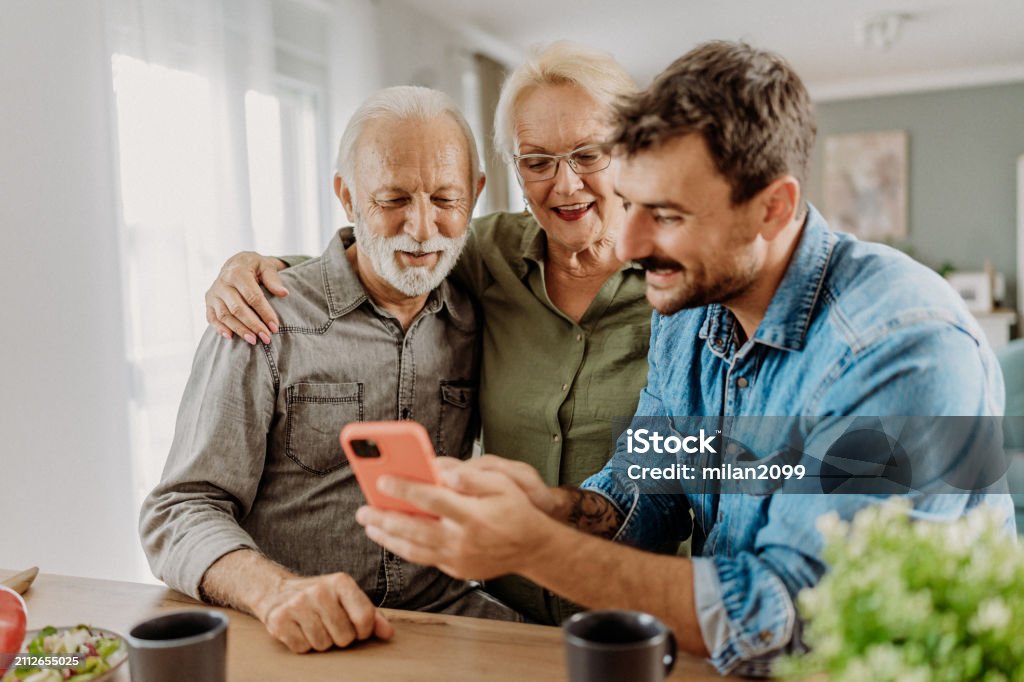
[321,227,467,327]
[698,204,836,355]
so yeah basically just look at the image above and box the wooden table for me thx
[3,570,733,681]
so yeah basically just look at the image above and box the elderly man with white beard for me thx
[139,86,518,656]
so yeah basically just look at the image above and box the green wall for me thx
[806,81,1024,309]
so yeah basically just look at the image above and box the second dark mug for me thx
[126,609,228,682]
[563,609,677,682]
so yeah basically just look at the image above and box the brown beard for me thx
[649,257,758,316]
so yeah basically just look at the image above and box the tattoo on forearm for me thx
[563,488,625,539]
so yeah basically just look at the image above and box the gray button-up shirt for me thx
[140,229,515,619]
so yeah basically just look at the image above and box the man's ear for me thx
[334,175,356,223]
[467,173,487,213]
[755,176,801,240]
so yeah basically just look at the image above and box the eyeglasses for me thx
[513,144,611,182]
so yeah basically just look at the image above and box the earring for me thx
[522,193,531,217]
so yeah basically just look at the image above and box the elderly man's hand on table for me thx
[251,572,395,654]
[201,549,394,654]
[355,457,563,581]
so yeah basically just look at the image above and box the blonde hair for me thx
[494,42,637,160]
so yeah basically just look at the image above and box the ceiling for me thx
[398,0,1024,100]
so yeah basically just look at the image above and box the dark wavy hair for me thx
[610,41,816,210]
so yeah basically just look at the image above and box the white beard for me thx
[353,217,468,297]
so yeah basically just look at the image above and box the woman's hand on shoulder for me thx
[205,251,289,344]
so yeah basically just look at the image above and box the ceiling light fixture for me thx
[855,12,912,50]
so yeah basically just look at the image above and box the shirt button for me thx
[561,383,568,391]
[552,434,561,443]
[575,333,583,342]
[736,377,749,388]
[759,630,773,643]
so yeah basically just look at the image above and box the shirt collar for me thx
[698,203,836,354]
[321,228,366,318]
[516,213,646,278]
[321,227,470,329]
[518,216,545,275]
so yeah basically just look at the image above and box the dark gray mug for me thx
[563,610,677,682]
[126,609,228,682]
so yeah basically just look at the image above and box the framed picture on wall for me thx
[823,130,908,242]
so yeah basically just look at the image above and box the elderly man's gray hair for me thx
[335,85,482,194]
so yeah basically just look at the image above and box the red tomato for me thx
[0,585,27,676]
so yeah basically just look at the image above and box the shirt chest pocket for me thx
[436,381,477,458]
[285,382,363,475]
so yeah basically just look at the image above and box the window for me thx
[246,83,327,257]
[106,0,332,529]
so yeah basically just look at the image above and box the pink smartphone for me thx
[340,420,440,516]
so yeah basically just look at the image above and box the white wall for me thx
[325,0,386,229]
[0,0,140,579]
[325,0,522,225]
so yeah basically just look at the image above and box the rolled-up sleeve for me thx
[691,498,815,676]
[139,327,276,599]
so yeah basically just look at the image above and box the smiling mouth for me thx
[397,250,440,266]
[551,202,595,221]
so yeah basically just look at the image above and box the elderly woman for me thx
[203,43,652,624]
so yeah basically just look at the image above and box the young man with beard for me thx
[140,86,518,656]
[354,43,1015,675]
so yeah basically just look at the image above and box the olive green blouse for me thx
[453,211,651,486]
[454,211,651,625]
[284,210,652,624]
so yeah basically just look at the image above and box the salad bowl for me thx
[1,625,128,682]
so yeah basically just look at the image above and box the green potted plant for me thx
[776,499,1023,681]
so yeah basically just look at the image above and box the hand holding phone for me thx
[340,421,440,515]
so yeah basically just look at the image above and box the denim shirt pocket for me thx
[285,382,363,475]
[437,381,477,458]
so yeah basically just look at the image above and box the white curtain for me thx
[102,0,330,524]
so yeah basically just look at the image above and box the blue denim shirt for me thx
[581,205,1015,676]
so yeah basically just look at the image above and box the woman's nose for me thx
[551,157,584,195]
